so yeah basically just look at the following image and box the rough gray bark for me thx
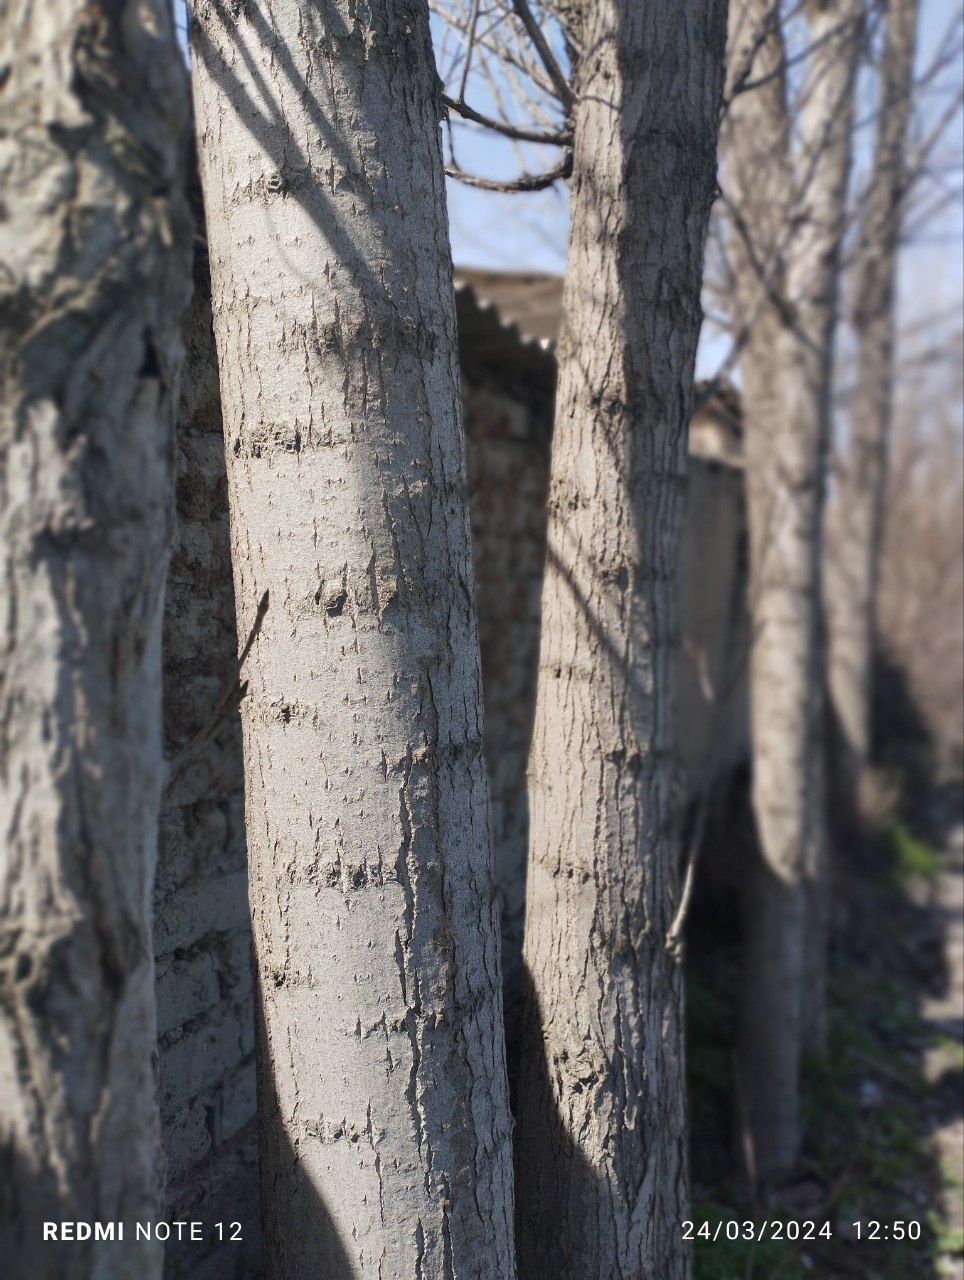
[0,0,191,1274]
[512,3,727,1277]
[724,0,861,1180]
[157,190,260,1278]
[189,2,516,1276]
[828,0,919,790]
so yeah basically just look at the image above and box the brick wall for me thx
[676,455,749,798]
[462,355,554,1076]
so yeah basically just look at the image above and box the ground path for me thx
[924,815,964,1279]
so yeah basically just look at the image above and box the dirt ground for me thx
[686,780,964,1280]
[926,818,964,1280]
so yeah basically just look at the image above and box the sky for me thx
[173,0,961,385]
[438,0,963,382]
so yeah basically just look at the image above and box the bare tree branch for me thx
[445,149,573,191]
[509,0,574,111]
[443,94,572,144]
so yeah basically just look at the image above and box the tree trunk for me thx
[724,0,861,1180]
[513,4,727,1276]
[790,0,864,1061]
[188,3,516,1276]
[156,175,261,1272]
[0,1,191,1275]
[724,2,807,1182]
[828,0,919,794]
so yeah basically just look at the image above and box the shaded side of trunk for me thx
[189,3,516,1275]
[513,4,727,1276]
[0,2,191,1275]
[725,0,861,1178]
[461,360,553,1091]
[828,0,919,787]
[157,207,260,1278]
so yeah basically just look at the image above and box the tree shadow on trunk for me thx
[512,965,608,1278]
[251,976,357,1279]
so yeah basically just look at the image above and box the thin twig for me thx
[445,149,572,191]
[443,93,571,144]
[456,0,481,103]
[510,0,574,111]
[166,588,269,780]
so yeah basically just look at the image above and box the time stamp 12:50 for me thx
[681,1219,923,1243]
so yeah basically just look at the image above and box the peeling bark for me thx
[0,0,192,1274]
[512,3,727,1276]
[188,2,516,1275]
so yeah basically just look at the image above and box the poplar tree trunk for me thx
[723,5,802,1178]
[189,3,516,1275]
[789,0,863,1060]
[513,3,727,1275]
[828,0,919,793]
[0,2,191,1275]
[724,0,861,1180]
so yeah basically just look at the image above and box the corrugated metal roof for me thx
[453,267,743,466]
[454,268,564,347]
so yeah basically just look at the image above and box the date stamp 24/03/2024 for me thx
[681,1218,923,1244]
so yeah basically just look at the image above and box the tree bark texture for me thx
[513,4,727,1277]
[724,0,862,1179]
[827,0,919,784]
[189,3,516,1276]
[156,193,261,1278]
[0,1,191,1275]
